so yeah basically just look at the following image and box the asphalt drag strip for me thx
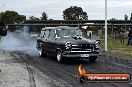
[9,50,132,87]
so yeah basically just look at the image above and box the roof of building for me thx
[42,26,78,30]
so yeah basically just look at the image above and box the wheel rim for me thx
[39,48,42,56]
[57,51,61,62]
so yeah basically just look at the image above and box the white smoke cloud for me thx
[0,26,39,56]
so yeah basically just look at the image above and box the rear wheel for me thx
[89,56,97,63]
[56,50,63,63]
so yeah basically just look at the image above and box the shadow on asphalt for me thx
[41,56,98,65]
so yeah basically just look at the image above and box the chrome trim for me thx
[71,51,91,52]
[95,50,100,52]
[71,44,94,52]
[72,48,81,49]
[71,48,92,51]
[72,45,80,46]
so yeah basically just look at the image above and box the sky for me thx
[0,0,132,20]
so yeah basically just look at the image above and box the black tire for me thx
[56,50,63,63]
[89,56,97,63]
[38,48,47,57]
[79,76,86,84]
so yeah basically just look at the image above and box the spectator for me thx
[0,22,7,36]
[119,28,125,45]
[127,28,132,46]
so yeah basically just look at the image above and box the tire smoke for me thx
[0,26,39,56]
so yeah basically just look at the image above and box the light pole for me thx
[105,0,107,51]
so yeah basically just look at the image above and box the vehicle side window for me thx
[45,29,50,38]
[40,31,45,38]
[49,30,55,38]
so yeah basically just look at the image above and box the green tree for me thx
[110,18,118,20]
[63,6,88,20]
[41,12,48,20]
[124,14,128,20]
[0,10,26,24]
[29,16,40,20]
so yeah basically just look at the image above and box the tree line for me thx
[0,11,48,24]
[0,6,88,24]
[1,6,132,24]
[0,6,132,33]
[0,10,26,24]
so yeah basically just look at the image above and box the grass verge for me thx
[100,38,132,57]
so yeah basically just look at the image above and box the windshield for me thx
[56,29,82,38]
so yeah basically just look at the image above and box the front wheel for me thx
[89,56,97,63]
[38,48,47,57]
[56,50,63,63]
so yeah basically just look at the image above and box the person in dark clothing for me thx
[127,28,132,46]
[0,22,7,36]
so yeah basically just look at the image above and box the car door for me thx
[43,29,50,54]
[37,31,45,49]
[47,29,56,56]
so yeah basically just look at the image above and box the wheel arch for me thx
[56,48,62,53]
